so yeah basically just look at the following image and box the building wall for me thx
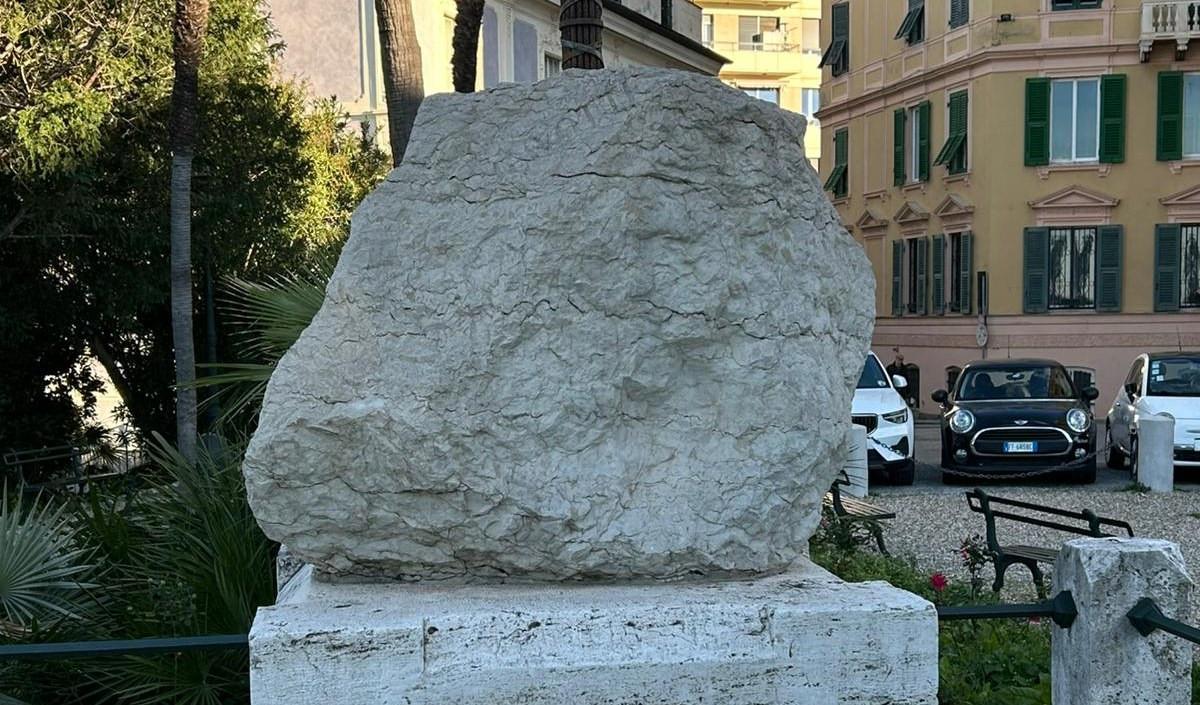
[696,0,823,168]
[818,0,1200,409]
[267,0,723,152]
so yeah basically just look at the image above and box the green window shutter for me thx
[918,101,931,182]
[1025,78,1050,167]
[893,109,907,186]
[932,234,945,315]
[892,240,904,316]
[959,231,973,315]
[1155,224,1182,312]
[1099,74,1126,164]
[916,236,929,315]
[949,0,969,28]
[1023,227,1049,313]
[1096,225,1123,312]
[935,92,968,171]
[1157,72,1184,162]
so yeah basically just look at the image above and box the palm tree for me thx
[375,0,424,165]
[560,0,604,69]
[168,0,211,464]
[451,0,486,93]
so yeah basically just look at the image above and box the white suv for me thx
[851,352,916,485]
[1106,352,1200,474]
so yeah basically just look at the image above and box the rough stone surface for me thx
[249,559,938,704]
[1052,538,1194,705]
[242,67,875,581]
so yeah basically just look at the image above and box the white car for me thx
[851,352,916,485]
[1105,352,1200,474]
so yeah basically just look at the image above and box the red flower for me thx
[930,572,948,593]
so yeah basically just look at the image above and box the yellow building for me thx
[696,0,824,167]
[817,0,1200,408]
[268,0,726,148]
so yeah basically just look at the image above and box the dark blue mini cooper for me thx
[931,359,1100,484]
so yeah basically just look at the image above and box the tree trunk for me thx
[168,0,210,464]
[451,0,486,93]
[375,0,424,166]
[560,0,604,69]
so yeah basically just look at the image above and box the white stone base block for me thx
[250,559,937,705]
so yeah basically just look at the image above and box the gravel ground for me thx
[865,486,1200,616]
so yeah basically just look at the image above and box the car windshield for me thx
[857,356,890,389]
[956,365,1076,400]
[1147,356,1200,397]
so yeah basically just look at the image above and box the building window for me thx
[743,87,780,104]
[702,14,714,46]
[1050,78,1100,163]
[1156,224,1200,310]
[949,233,964,311]
[935,91,969,174]
[894,102,930,185]
[1183,225,1200,307]
[895,0,925,45]
[824,127,848,198]
[1052,0,1101,9]
[544,54,561,78]
[738,15,780,50]
[818,3,850,77]
[907,239,922,313]
[801,18,820,55]
[802,88,820,118]
[948,0,969,28]
[482,6,499,88]
[513,19,538,83]
[1048,227,1097,309]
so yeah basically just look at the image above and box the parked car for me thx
[852,352,916,485]
[1105,352,1200,475]
[931,359,1100,484]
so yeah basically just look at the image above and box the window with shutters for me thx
[895,0,925,45]
[1050,78,1100,163]
[948,0,969,29]
[906,238,928,314]
[1182,225,1200,308]
[935,91,968,174]
[1049,227,1097,309]
[824,128,849,198]
[819,3,850,77]
[901,103,930,184]
[1051,0,1100,8]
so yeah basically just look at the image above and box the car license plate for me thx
[1004,442,1037,453]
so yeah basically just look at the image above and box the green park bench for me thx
[965,488,1134,598]
[823,473,895,555]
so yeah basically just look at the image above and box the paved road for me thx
[869,421,1200,496]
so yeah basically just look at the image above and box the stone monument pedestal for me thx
[250,558,937,705]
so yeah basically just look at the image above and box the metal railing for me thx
[0,634,247,661]
[935,590,1200,649]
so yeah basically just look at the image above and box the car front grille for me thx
[971,427,1071,457]
[851,415,878,433]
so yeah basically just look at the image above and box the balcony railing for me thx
[1140,1,1200,61]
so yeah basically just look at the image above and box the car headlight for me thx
[882,408,909,424]
[949,409,975,434]
[1066,408,1091,433]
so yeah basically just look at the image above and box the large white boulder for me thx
[242,67,874,581]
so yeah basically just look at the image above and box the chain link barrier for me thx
[866,430,1116,481]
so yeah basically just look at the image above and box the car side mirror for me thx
[892,374,908,389]
[1124,382,1138,400]
[1082,387,1100,402]
[931,389,948,405]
